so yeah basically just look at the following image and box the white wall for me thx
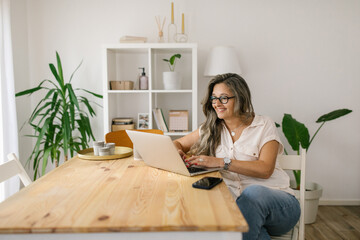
[10,0,360,203]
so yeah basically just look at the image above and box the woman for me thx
[173,73,300,240]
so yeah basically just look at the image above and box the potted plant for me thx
[16,52,102,180]
[162,53,181,90]
[277,108,352,223]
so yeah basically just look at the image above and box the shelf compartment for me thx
[152,92,193,133]
[151,48,193,90]
[106,48,149,91]
[107,93,150,130]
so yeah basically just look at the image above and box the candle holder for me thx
[168,2,177,42]
[175,13,188,43]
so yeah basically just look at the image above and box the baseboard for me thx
[319,199,360,206]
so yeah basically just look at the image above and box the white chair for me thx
[271,148,306,240]
[0,153,32,187]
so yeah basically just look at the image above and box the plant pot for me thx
[291,180,323,224]
[163,72,181,90]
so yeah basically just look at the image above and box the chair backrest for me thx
[105,129,164,148]
[0,153,32,187]
[277,148,306,240]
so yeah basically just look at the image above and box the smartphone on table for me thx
[192,177,223,190]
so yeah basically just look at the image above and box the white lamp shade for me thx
[204,46,242,77]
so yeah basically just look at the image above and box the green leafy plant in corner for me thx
[276,109,352,189]
[163,53,181,71]
[16,52,102,180]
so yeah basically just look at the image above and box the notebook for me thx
[126,130,221,176]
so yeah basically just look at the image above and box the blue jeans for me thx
[236,185,300,240]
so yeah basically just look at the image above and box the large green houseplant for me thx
[16,52,102,180]
[277,109,352,189]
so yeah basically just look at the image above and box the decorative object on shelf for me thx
[175,13,188,43]
[162,53,182,90]
[110,81,134,90]
[153,108,169,132]
[138,67,148,90]
[138,113,149,129]
[112,118,134,131]
[167,2,177,42]
[119,35,147,43]
[169,110,188,132]
[204,46,242,77]
[277,108,352,224]
[15,52,102,180]
[155,16,166,43]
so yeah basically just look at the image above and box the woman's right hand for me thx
[177,149,191,168]
[177,149,187,160]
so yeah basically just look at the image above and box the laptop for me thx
[126,130,221,176]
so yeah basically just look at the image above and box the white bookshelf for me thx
[102,43,198,137]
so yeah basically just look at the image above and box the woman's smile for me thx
[212,83,235,120]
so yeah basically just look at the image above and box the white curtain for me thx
[0,0,19,202]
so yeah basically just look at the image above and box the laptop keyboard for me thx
[187,166,207,173]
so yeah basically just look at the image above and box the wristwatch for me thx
[223,157,232,170]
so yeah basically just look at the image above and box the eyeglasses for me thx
[209,96,235,104]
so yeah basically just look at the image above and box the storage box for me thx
[111,124,135,131]
[110,81,134,90]
[111,118,135,131]
[169,110,188,132]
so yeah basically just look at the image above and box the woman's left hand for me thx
[185,155,222,168]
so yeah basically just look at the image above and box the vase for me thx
[291,180,323,224]
[163,72,181,90]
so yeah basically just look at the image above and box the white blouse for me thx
[211,115,293,199]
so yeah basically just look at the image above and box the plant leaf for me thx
[62,111,71,158]
[69,60,83,83]
[169,54,181,65]
[316,109,352,123]
[56,52,64,86]
[79,96,95,117]
[282,114,310,151]
[66,83,80,110]
[76,88,103,99]
[49,63,61,86]
[15,79,50,97]
[15,86,42,97]
[42,148,52,175]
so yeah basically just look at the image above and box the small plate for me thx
[77,146,133,161]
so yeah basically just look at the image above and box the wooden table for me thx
[0,156,248,239]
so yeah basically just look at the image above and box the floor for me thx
[305,206,360,240]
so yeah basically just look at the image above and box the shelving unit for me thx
[102,43,198,138]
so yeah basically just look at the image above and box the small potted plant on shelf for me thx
[277,108,352,224]
[162,53,181,90]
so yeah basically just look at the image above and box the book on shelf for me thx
[159,108,169,132]
[119,35,147,43]
[152,109,161,130]
[152,108,168,132]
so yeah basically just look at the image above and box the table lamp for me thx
[204,46,242,77]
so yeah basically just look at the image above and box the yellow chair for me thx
[105,129,164,148]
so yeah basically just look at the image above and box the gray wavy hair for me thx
[188,73,255,156]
